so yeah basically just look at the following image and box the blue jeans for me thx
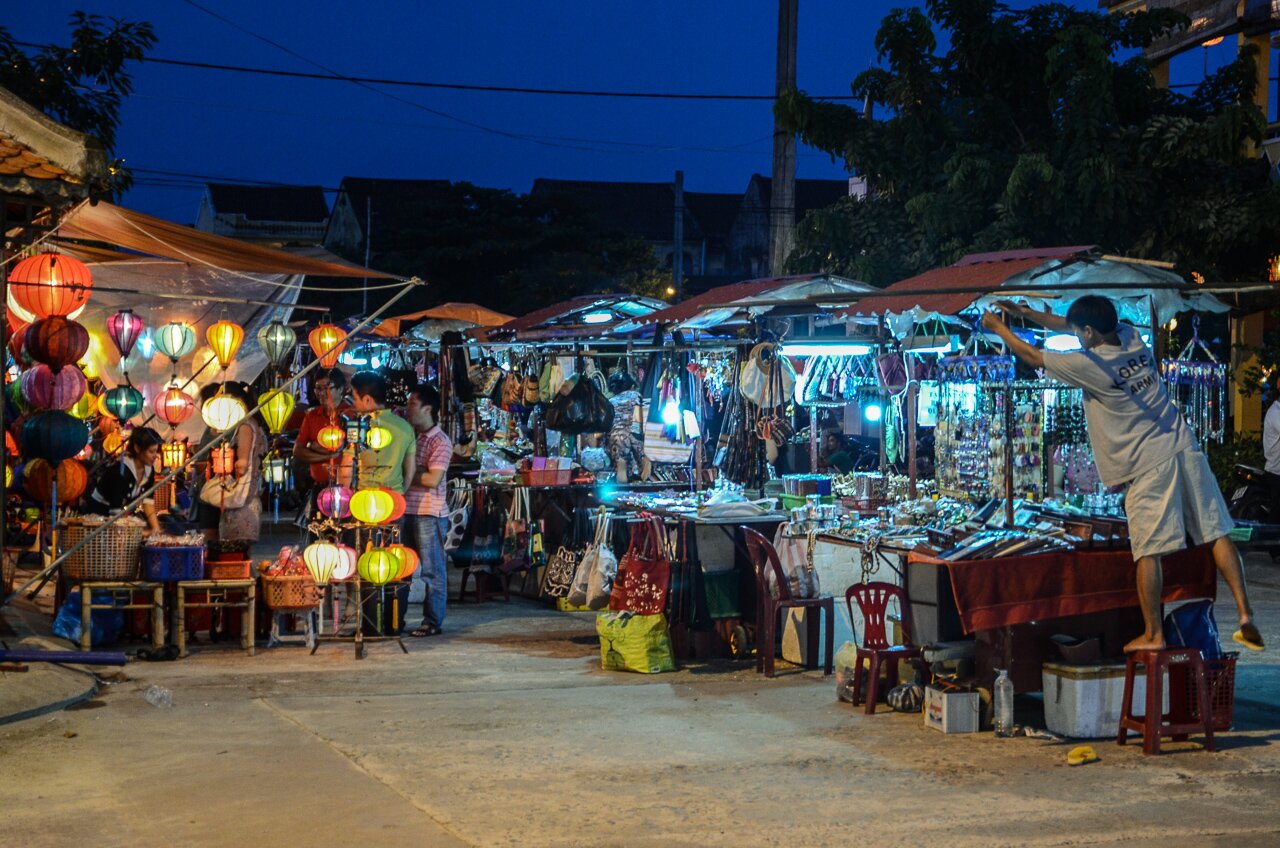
[405,515,450,628]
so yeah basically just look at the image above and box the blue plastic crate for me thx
[142,546,206,581]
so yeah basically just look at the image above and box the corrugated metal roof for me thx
[626,274,824,328]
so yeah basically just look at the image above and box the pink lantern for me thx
[20,364,87,411]
[333,545,358,581]
[316,484,353,519]
[154,387,196,427]
[106,309,146,359]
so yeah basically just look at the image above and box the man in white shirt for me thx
[983,296,1263,653]
[1265,390,1280,504]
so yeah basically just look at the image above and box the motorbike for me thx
[1228,464,1276,523]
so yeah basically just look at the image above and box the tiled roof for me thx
[632,274,824,328]
[0,85,107,200]
[207,183,329,222]
[684,191,741,240]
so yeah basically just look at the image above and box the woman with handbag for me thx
[84,426,163,535]
[196,382,268,545]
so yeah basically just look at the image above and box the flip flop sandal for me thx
[1233,624,1265,652]
[1067,745,1099,766]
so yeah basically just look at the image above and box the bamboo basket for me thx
[61,523,145,581]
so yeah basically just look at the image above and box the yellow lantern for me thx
[308,323,347,369]
[357,547,399,585]
[96,394,112,418]
[102,432,125,456]
[69,390,97,420]
[77,355,99,382]
[316,424,345,452]
[258,388,295,435]
[349,487,395,525]
[303,541,342,586]
[187,345,219,381]
[365,425,392,451]
[161,440,189,470]
[206,319,244,370]
[201,392,247,432]
[4,464,11,489]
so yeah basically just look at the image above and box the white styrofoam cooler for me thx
[1042,661,1169,738]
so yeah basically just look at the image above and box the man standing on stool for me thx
[983,296,1263,653]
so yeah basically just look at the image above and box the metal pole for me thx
[3,276,424,606]
[673,170,685,301]
[363,195,372,316]
[907,381,918,500]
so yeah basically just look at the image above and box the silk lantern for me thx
[155,387,196,427]
[7,319,27,361]
[24,458,88,505]
[349,487,395,525]
[77,355,99,382]
[8,252,93,319]
[258,320,297,371]
[365,425,392,450]
[308,323,347,369]
[21,364,86,411]
[206,319,244,370]
[21,411,89,464]
[380,487,407,523]
[201,392,247,432]
[102,432,125,457]
[388,543,419,581]
[154,322,196,365]
[68,390,97,420]
[24,317,89,372]
[303,541,342,586]
[102,385,145,421]
[259,389,295,435]
[161,440,189,470]
[316,485,353,519]
[211,444,236,476]
[316,424,345,452]
[7,381,29,414]
[333,544,358,581]
[106,309,145,359]
[357,547,399,585]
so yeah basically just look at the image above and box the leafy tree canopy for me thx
[776,0,1280,285]
[0,12,156,195]
[319,182,668,318]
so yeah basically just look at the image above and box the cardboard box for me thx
[924,684,981,733]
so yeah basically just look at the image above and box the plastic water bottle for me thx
[143,685,173,708]
[994,669,1014,737]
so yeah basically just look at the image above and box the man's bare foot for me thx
[1233,621,1265,651]
[1124,635,1165,653]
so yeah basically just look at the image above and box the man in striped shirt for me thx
[404,383,454,637]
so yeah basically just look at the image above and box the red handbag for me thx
[609,514,671,615]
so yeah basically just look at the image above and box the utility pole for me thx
[673,169,685,301]
[362,195,372,316]
[769,0,798,277]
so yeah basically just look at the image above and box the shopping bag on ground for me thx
[1163,600,1223,660]
[596,611,676,673]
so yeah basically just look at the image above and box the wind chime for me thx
[1160,315,1227,445]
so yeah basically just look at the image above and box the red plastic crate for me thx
[1170,653,1237,732]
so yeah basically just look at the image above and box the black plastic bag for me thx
[546,374,615,435]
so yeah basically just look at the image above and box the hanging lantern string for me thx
[3,275,427,607]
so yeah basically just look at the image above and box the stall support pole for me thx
[1003,384,1015,526]
[809,413,819,475]
[907,383,919,500]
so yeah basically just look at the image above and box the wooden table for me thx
[77,581,165,651]
[174,579,256,658]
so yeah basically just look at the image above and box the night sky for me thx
[12,1,1243,223]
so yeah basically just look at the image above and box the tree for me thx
[318,182,668,318]
[775,0,1280,285]
[0,12,156,196]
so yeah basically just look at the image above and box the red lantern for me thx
[20,364,87,411]
[7,318,27,362]
[379,486,407,523]
[8,252,93,319]
[211,444,236,476]
[24,458,88,505]
[154,387,196,427]
[24,317,89,372]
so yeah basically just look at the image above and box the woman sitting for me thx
[84,427,163,535]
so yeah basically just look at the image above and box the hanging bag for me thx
[199,426,258,510]
[585,512,618,610]
[451,488,503,568]
[500,487,533,574]
[768,526,821,599]
[609,514,671,616]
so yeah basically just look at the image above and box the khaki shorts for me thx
[1123,448,1234,561]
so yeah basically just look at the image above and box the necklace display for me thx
[1159,316,1226,445]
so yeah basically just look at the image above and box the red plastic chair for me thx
[742,526,834,678]
[845,582,923,714]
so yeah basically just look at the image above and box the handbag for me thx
[522,359,542,405]
[443,483,471,553]
[500,487,533,574]
[738,343,796,408]
[584,512,618,610]
[609,514,671,616]
[199,426,258,510]
[450,489,503,568]
[641,400,693,464]
[541,545,578,598]
[500,369,523,410]
[767,526,821,600]
[378,346,418,408]
[596,611,676,674]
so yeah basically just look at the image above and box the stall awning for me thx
[492,294,667,340]
[55,200,396,279]
[371,302,514,338]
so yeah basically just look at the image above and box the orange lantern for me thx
[102,431,125,456]
[380,487,407,523]
[211,444,236,476]
[206,319,244,370]
[388,543,419,581]
[349,487,395,525]
[308,322,347,369]
[316,424,345,452]
[24,458,88,504]
[8,252,93,319]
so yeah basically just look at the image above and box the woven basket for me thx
[61,523,145,581]
[261,574,321,610]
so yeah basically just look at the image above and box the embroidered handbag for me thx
[609,514,671,616]
[541,545,578,598]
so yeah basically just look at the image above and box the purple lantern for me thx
[20,364,87,411]
[106,309,146,360]
[317,485,353,519]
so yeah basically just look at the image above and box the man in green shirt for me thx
[350,371,416,493]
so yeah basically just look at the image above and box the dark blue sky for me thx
[14,1,1246,222]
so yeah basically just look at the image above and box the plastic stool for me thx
[1116,648,1215,755]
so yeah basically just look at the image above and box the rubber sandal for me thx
[1067,745,1099,766]
[1233,624,1265,652]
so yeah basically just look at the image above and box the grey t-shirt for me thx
[1042,324,1194,487]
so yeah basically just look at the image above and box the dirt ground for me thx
[2,555,1279,848]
